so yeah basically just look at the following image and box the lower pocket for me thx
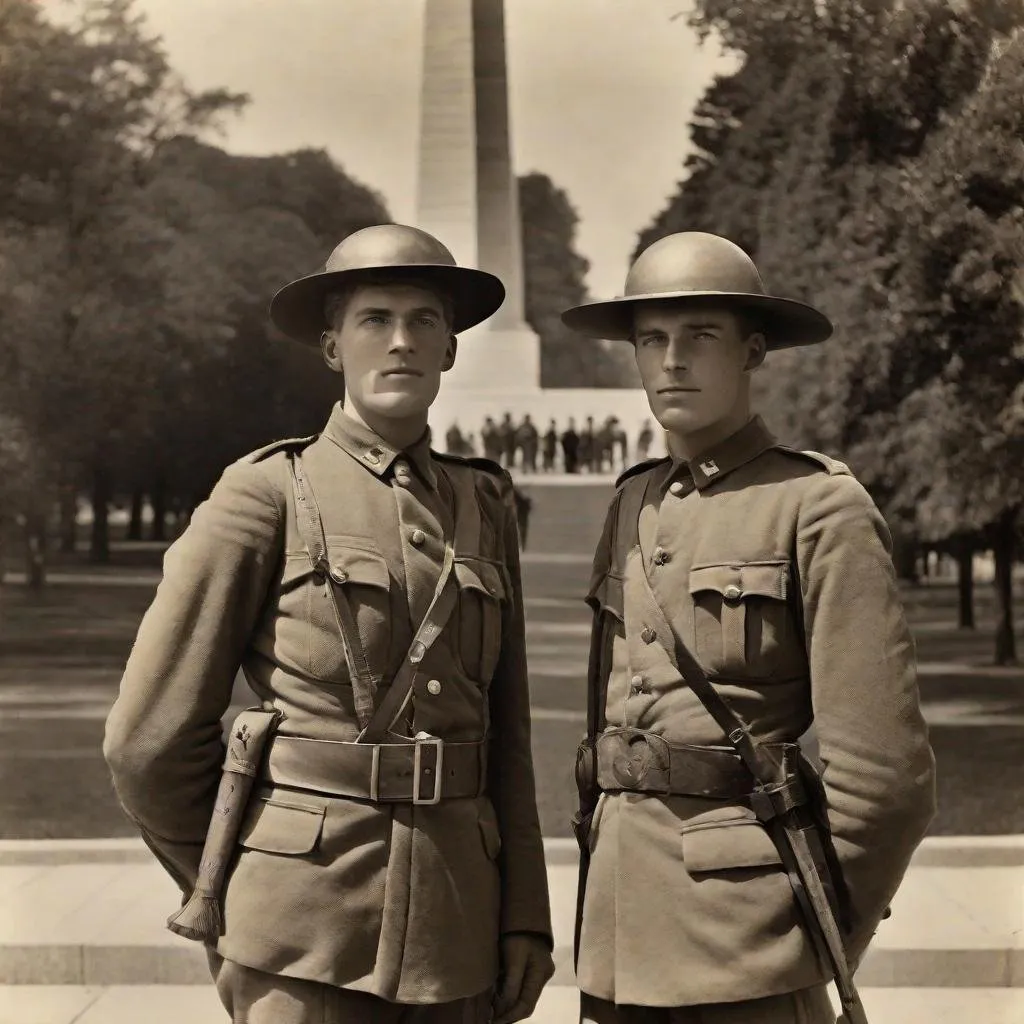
[680,808,783,873]
[238,798,325,856]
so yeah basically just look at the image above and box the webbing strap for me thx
[358,539,458,743]
[288,452,376,730]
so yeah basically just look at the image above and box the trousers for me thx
[208,953,494,1024]
[580,985,836,1024]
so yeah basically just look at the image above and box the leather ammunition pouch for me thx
[262,733,487,805]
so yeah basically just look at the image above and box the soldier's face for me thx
[632,302,765,439]
[323,283,456,421]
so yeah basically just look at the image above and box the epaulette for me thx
[241,434,319,464]
[774,444,851,477]
[433,450,508,479]
[615,456,671,489]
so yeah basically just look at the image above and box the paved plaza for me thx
[0,481,1022,1020]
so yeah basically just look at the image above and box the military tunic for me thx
[578,415,936,1008]
[103,404,552,1005]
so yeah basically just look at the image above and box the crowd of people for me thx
[442,413,657,475]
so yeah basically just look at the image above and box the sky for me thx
[130,0,736,300]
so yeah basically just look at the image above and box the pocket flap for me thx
[327,540,390,590]
[689,561,789,602]
[455,557,506,601]
[239,798,325,855]
[681,808,783,872]
[586,571,624,621]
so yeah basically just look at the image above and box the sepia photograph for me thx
[0,0,1022,1021]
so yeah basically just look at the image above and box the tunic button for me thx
[393,460,411,487]
[669,481,685,496]
[640,626,657,644]
[653,547,669,565]
[630,673,644,695]
[426,679,442,696]
[410,529,426,547]
[723,584,743,600]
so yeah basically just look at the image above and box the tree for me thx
[519,172,639,388]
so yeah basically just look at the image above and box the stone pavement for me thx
[0,837,1021,1022]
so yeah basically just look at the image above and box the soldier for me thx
[517,414,540,474]
[541,419,559,473]
[562,418,581,474]
[635,419,654,462]
[498,412,517,470]
[104,224,555,1024]
[561,232,936,1023]
[481,415,503,463]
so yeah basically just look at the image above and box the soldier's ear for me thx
[744,332,767,372]
[441,333,457,372]
[321,330,344,374]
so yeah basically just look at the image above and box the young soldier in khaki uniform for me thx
[104,224,554,1023]
[561,232,936,1024]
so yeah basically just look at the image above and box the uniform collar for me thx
[323,404,438,489]
[667,415,778,492]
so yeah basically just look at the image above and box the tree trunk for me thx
[127,489,144,542]
[58,481,78,554]
[150,472,167,542]
[954,536,975,630]
[89,461,111,564]
[891,525,919,583]
[24,508,47,590]
[991,509,1017,665]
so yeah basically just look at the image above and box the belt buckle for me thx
[412,733,444,805]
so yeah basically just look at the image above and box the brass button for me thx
[652,547,669,566]
[330,567,349,584]
[410,529,426,547]
[723,584,742,600]
[426,679,442,696]
[393,459,412,487]
[640,626,657,645]
[629,673,644,695]
[669,481,685,496]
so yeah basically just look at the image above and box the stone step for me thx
[0,839,1021,990]
[0,985,1021,1024]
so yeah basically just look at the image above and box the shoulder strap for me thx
[287,451,377,730]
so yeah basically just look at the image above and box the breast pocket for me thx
[277,538,392,682]
[453,556,507,684]
[689,560,802,681]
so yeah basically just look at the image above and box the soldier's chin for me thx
[366,385,437,418]
[653,405,705,434]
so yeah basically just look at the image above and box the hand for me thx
[491,933,555,1024]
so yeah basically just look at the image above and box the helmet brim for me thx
[269,264,506,345]
[561,290,833,350]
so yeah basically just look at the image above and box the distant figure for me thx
[580,416,597,473]
[517,414,540,474]
[498,411,517,470]
[513,486,532,550]
[481,415,502,462]
[541,419,558,472]
[465,431,478,457]
[561,418,581,474]
[445,421,465,455]
[613,419,629,470]
[636,419,654,462]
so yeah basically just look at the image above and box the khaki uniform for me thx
[578,416,935,1012]
[104,404,552,1011]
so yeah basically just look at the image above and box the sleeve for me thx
[486,472,554,946]
[796,472,937,961]
[102,456,285,895]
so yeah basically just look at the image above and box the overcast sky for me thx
[132,0,735,299]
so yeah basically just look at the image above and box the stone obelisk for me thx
[417,0,540,403]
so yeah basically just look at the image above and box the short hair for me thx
[323,274,454,332]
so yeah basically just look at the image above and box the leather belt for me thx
[263,734,487,805]
[595,727,753,799]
